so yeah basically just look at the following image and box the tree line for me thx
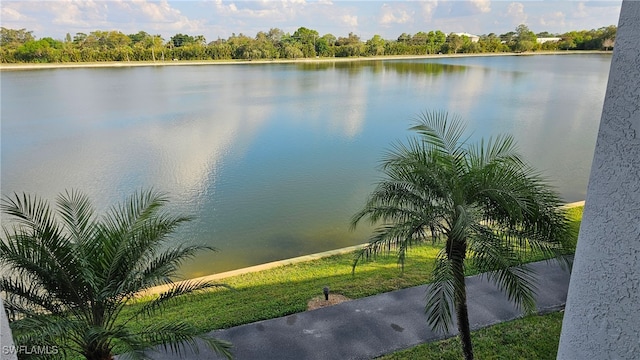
[0,24,617,64]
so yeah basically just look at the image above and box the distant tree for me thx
[292,27,318,45]
[128,30,150,45]
[558,36,576,50]
[411,31,429,46]
[479,33,507,53]
[73,32,88,47]
[600,25,616,50]
[315,37,331,57]
[499,31,516,44]
[366,34,386,56]
[397,33,411,43]
[335,32,365,57]
[321,33,336,46]
[426,30,446,54]
[283,44,304,58]
[445,33,463,54]
[170,33,195,48]
[514,24,537,52]
[146,34,165,61]
[536,31,556,38]
[267,28,284,43]
[0,190,233,360]
[0,27,34,46]
[194,35,207,46]
[15,39,54,62]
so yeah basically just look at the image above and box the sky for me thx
[0,0,623,42]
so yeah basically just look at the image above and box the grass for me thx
[122,205,583,335]
[379,311,565,359]
[15,205,583,358]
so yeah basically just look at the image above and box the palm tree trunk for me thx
[454,271,474,360]
[451,238,474,360]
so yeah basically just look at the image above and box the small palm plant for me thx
[0,189,232,360]
[352,111,571,360]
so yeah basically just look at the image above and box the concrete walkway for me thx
[149,259,571,360]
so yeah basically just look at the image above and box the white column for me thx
[0,298,18,360]
[557,1,640,358]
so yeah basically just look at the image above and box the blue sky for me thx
[0,1,622,42]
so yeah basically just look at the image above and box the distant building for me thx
[536,37,562,44]
[453,33,480,43]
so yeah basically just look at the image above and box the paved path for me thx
[149,259,571,360]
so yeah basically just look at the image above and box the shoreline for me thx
[141,200,585,296]
[0,51,610,71]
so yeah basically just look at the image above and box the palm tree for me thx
[351,111,570,360]
[0,189,232,360]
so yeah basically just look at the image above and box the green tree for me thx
[170,33,195,48]
[128,31,150,45]
[0,190,232,360]
[352,111,570,360]
[514,24,537,52]
[335,32,365,57]
[365,34,386,56]
[15,39,57,62]
[426,30,446,54]
[0,27,34,46]
[479,33,507,53]
[600,25,616,50]
[445,33,463,54]
[397,33,411,43]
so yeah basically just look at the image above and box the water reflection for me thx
[296,60,467,77]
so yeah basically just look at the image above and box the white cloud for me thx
[420,1,439,20]
[131,0,180,22]
[506,2,528,26]
[0,6,27,22]
[575,2,589,18]
[42,0,107,28]
[539,11,566,28]
[340,14,358,28]
[470,0,491,14]
[213,0,302,19]
[379,4,413,26]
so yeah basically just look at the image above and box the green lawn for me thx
[122,205,582,336]
[379,311,564,359]
[15,205,582,358]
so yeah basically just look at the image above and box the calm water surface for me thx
[1,54,611,277]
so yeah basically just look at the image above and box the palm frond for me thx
[56,189,96,243]
[128,321,233,360]
[425,250,456,333]
[0,196,91,314]
[1,189,228,359]
[132,279,231,321]
[410,110,469,157]
[352,110,571,354]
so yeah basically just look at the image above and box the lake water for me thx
[1,54,611,278]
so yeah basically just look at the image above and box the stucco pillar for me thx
[557,1,640,358]
[0,298,17,360]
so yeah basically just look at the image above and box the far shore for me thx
[0,51,610,71]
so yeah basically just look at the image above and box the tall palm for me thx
[351,111,570,360]
[0,189,232,360]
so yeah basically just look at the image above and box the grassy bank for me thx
[380,311,564,359]
[121,205,582,336]
[12,205,581,358]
